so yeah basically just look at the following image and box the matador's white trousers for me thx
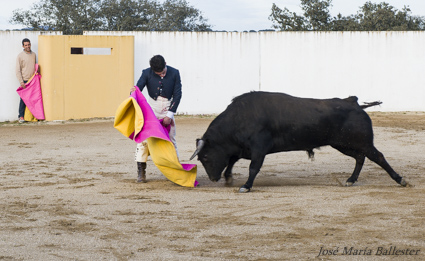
[134,96,178,162]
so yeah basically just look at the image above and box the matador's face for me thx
[154,66,167,78]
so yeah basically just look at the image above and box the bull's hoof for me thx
[225,177,233,186]
[345,181,354,187]
[238,187,251,193]
[400,178,407,187]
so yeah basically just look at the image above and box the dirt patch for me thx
[369,111,425,131]
[0,113,424,260]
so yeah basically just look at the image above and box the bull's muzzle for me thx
[209,176,220,182]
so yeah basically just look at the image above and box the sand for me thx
[1,112,424,260]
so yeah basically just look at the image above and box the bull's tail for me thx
[360,101,382,109]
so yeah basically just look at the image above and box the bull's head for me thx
[190,138,228,182]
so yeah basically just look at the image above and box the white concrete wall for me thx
[0,31,62,122]
[86,31,425,114]
[1,31,424,122]
[260,31,425,111]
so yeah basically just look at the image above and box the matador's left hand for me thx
[162,116,172,127]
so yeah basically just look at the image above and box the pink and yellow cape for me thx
[114,88,197,187]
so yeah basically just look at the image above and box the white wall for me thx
[86,31,425,114]
[0,31,62,122]
[1,31,424,122]
[260,31,425,111]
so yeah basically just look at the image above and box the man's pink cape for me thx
[16,64,45,120]
[114,88,197,187]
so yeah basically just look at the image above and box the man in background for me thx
[15,38,36,123]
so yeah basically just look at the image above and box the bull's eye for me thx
[203,154,208,162]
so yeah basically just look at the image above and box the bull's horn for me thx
[190,139,205,160]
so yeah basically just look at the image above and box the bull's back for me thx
[222,92,373,152]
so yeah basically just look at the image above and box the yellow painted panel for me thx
[38,35,66,120]
[38,35,134,121]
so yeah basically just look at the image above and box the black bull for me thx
[190,91,407,193]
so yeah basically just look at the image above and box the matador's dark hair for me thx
[149,55,166,72]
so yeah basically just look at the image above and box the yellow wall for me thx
[38,35,134,121]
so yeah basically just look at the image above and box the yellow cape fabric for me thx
[24,107,38,122]
[114,97,197,188]
[114,97,144,138]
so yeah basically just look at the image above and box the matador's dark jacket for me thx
[136,66,182,113]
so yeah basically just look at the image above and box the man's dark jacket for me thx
[136,66,182,113]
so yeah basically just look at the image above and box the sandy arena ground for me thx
[1,112,424,260]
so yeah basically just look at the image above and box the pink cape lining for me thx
[16,64,45,120]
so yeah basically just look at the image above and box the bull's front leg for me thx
[224,156,239,186]
[239,156,265,193]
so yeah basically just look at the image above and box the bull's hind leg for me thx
[364,146,406,186]
[332,146,365,186]
[345,156,365,186]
